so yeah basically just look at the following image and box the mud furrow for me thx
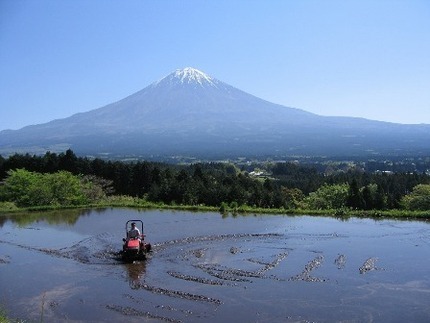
[132,282,223,305]
[359,257,379,274]
[167,271,227,286]
[106,304,181,323]
[152,233,282,251]
[289,255,326,282]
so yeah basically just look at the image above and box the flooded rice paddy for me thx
[0,208,430,322]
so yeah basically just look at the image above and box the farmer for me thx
[128,222,141,239]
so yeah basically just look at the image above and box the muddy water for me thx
[0,209,429,322]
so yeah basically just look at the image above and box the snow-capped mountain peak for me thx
[154,67,218,87]
[174,67,212,84]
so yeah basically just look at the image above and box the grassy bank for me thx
[1,198,429,220]
[0,306,11,323]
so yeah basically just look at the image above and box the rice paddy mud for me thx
[1,209,430,322]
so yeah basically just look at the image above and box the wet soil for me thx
[0,209,429,322]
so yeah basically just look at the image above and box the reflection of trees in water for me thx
[0,216,7,228]
[2,208,96,227]
[124,261,147,289]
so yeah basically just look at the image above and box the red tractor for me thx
[122,220,151,262]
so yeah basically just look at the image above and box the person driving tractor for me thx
[122,220,151,261]
[128,222,141,239]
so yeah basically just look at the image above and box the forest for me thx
[1,149,430,213]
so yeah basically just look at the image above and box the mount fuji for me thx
[1,67,429,158]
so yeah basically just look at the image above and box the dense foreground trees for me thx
[0,169,110,207]
[0,150,429,211]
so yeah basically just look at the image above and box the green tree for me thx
[347,179,365,209]
[58,149,78,173]
[0,169,108,207]
[0,168,40,206]
[81,175,114,201]
[401,184,430,210]
[304,183,349,210]
[281,187,304,209]
[0,154,5,179]
[361,183,387,210]
[45,171,87,205]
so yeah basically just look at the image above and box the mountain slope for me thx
[1,67,430,158]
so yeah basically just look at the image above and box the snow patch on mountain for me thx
[153,67,218,88]
[174,67,213,84]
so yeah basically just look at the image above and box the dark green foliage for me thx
[347,179,365,209]
[271,162,322,194]
[401,184,430,210]
[0,169,92,207]
[304,183,349,210]
[1,151,429,211]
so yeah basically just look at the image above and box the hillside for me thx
[1,67,429,158]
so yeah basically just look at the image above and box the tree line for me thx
[0,149,429,211]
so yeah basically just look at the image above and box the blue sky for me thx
[1,0,429,131]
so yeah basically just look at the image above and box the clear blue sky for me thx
[1,0,429,131]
